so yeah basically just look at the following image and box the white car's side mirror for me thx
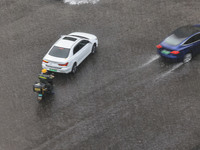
[60,35,65,38]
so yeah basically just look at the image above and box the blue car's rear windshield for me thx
[164,25,200,46]
[49,46,70,58]
[163,34,186,46]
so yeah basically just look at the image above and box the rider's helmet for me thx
[41,69,47,74]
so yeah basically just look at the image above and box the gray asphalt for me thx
[1,0,200,150]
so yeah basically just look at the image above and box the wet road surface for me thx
[0,0,200,149]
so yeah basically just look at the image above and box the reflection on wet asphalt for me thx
[138,54,160,68]
[155,62,184,80]
[0,0,200,150]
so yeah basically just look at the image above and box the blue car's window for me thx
[184,33,200,45]
[164,34,186,46]
[173,25,200,38]
[49,46,70,58]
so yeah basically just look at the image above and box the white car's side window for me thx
[73,40,89,55]
[73,43,81,55]
[81,40,89,45]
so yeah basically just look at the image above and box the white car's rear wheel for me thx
[91,44,96,54]
[71,63,77,74]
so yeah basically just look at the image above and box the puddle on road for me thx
[63,0,99,5]
[139,55,160,68]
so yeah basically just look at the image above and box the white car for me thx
[42,32,98,74]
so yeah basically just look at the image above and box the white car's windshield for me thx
[49,46,70,58]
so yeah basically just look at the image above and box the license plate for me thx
[49,69,57,72]
[161,50,170,55]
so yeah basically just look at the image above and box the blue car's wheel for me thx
[183,53,192,63]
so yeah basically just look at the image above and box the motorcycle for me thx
[33,72,55,101]
[33,82,48,101]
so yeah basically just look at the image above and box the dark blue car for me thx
[157,25,200,63]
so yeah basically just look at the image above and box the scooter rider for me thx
[38,69,54,94]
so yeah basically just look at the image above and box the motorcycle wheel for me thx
[37,96,42,101]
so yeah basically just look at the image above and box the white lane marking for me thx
[156,62,183,80]
[63,0,99,5]
[139,55,160,68]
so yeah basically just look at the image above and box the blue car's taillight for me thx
[156,44,162,49]
[170,51,180,54]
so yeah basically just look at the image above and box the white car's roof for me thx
[53,32,96,49]
[69,32,96,40]
[54,36,80,49]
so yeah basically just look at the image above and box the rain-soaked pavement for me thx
[0,0,200,150]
